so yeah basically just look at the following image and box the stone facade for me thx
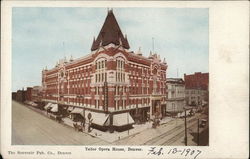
[166,78,185,114]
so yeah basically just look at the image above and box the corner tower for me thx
[91,9,130,51]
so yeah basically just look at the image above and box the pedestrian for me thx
[73,122,77,131]
[81,118,85,131]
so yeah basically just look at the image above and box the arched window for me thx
[116,58,125,82]
[95,58,107,83]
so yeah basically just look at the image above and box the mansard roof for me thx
[91,9,130,51]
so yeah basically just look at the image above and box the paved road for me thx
[12,100,208,146]
[113,113,208,146]
[12,101,108,145]
[143,118,197,145]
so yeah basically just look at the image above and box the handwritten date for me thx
[148,147,202,159]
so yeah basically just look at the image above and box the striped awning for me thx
[50,104,58,112]
[85,110,109,126]
[67,106,74,112]
[71,108,84,116]
[113,112,134,126]
[44,103,52,110]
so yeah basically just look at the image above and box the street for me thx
[12,100,108,145]
[113,114,208,146]
[12,100,208,146]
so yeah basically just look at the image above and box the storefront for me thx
[70,107,85,122]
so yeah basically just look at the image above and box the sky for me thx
[12,7,208,92]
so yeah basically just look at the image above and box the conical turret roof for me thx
[91,9,130,51]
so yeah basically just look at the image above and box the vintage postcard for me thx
[1,1,249,159]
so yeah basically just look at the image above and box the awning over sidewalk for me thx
[85,110,109,126]
[67,106,74,112]
[71,108,84,116]
[177,109,191,117]
[113,112,134,126]
[50,104,58,112]
[44,103,52,110]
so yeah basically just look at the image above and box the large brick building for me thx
[184,72,209,106]
[42,9,167,131]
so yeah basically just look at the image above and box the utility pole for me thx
[197,118,200,146]
[127,111,129,135]
[184,109,187,146]
[104,73,108,113]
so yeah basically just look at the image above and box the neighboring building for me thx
[184,72,209,106]
[12,92,17,100]
[25,87,33,101]
[32,86,43,102]
[42,9,167,131]
[166,78,185,115]
[16,89,26,102]
[13,87,41,103]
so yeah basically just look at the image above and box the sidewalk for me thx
[23,104,203,145]
[62,116,174,143]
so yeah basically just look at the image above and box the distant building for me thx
[166,78,185,115]
[12,92,17,100]
[41,9,167,132]
[26,87,33,101]
[13,86,43,103]
[16,89,26,102]
[184,72,209,106]
[32,86,43,102]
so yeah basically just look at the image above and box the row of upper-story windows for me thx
[71,72,90,79]
[116,59,125,83]
[116,72,125,82]
[96,60,107,70]
[129,64,166,79]
[117,60,124,69]
[186,90,206,94]
[45,69,91,81]
[114,99,126,109]
[95,73,107,83]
